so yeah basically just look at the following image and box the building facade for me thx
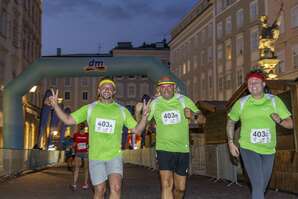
[0,0,42,148]
[170,0,298,101]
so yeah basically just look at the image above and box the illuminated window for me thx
[225,40,232,61]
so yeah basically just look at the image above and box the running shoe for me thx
[82,184,89,190]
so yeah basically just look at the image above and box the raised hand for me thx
[142,99,151,118]
[48,88,59,107]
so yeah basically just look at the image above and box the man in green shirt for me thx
[49,77,149,199]
[148,76,205,199]
[227,70,293,199]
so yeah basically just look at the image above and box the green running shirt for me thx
[148,94,199,153]
[228,94,291,154]
[71,101,137,160]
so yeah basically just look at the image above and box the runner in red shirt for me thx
[71,123,89,190]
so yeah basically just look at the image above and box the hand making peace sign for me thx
[142,99,151,118]
[48,88,59,107]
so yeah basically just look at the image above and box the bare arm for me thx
[184,109,206,125]
[132,100,151,135]
[271,113,293,129]
[226,118,239,157]
[49,89,76,125]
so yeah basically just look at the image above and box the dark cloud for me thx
[44,0,195,21]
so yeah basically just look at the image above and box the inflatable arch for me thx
[3,56,185,149]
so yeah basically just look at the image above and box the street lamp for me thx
[29,85,38,93]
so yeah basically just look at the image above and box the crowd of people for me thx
[47,69,292,199]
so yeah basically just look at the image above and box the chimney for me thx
[57,48,62,56]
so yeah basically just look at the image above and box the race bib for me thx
[250,128,271,144]
[161,110,181,125]
[95,118,116,134]
[77,143,87,150]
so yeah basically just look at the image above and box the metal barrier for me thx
[122,144,240,184]
[0,149,64,178]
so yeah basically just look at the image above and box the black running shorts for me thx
[156,150,190,176]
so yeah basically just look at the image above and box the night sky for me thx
[42,0,198,55]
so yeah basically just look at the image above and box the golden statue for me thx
[258,3,284,79]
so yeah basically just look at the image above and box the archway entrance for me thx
[3,56,185,149]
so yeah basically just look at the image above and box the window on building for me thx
[291,5,298,28]
[64,91,70,100]
[237,70,243,86]
[236,9,244,29]
[193,76,197,97]
[225,73,232,89]
[201,51,205,66]
[117,83,124,97]
[280,13,285,33]
[208,46,213,62]
[81,77,88,86]
[236,34,244,57]
[50,78,57,86]
[208,23,213,39]
[140,83,149,95]
[141,75,148,80]
[250,27,259,51]
[12,15,19,47]
[276,50,285,73]
[216,0,223,14]
[218,75,224,90]
[208,75,213,90]
[187,59,191,72]
[217,22,223,39]
[82,91,88,101]
[182,63,186,75]
[193,55,198,69]
[128,75,136,79]
[250,0,258,22]
[225,16,232,34]
[225,40,232,61]
[293,45,298,68]
[201,28,206,43]
[64,78,71,87]
[0,10,8,37]
[127,84,136,98]
[115,76,123,80]
[223,0,232,8]
[217,44,223,61]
